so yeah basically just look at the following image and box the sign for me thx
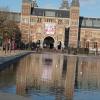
[44,23,56,34]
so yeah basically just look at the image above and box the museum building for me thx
[3,0,100,50]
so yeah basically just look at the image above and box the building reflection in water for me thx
[75,57,100,91]
[1,54,100,100]
[65,56,77,100]
[0,62,18,93]
[16,54,77,100]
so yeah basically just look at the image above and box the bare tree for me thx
[0,10,9,52]
[0,9,21,53]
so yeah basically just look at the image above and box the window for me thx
[45,11,55,17]
[82,19,85,26]
[93,42,98,48]
[86,19,92,27]
[85,41,89,48]
[45,18,53,22]
[93,19,100,27]
[65,20,69,25]
[58,19,63,24]
[22,18,29,24]
[37,18,42,23]
[30,18,37,22]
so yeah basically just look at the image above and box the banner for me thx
[44,23,56,34]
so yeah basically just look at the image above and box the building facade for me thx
[20,0,100,50]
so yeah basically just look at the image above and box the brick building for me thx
[6,0,100,50]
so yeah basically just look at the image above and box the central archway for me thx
[43,36,55,49]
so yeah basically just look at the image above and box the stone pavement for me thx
[0,50,32,70]
[0,50,27,57]
[0,93,31,100]
[0,51,33,99]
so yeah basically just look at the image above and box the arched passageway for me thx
[43,36,54,49]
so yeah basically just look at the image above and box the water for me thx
[0,53,100,100]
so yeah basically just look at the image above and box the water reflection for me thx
[0,63,18,94]
[15,54,77,100]
[75,57,100,91]
[0,54,100,100]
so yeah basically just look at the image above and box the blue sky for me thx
[0,0,100,17]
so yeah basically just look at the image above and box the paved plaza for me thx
[0,50,32,69]
[0,93,31,100]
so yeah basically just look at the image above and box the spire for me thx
[71,0,80,7]
[31,0,38,7]
[59,0,69,10]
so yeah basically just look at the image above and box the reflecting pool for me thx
[0,53,100,100]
